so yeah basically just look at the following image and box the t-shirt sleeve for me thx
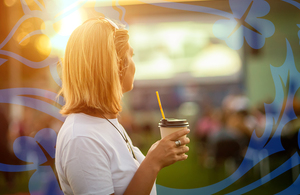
[63,136,114,195]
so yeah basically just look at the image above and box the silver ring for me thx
[175,140,181,147]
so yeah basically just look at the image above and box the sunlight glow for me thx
[57,10,83,36]
[49,9,86,55]
[50,35,69,55]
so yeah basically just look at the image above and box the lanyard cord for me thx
[101,114,137,160]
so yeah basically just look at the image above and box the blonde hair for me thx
[59,18,130,115]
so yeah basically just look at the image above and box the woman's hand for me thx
[145,128,190,172]
[124,128,190,195]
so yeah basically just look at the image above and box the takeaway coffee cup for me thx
[158,118,189,139]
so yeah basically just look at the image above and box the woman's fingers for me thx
[177,153,188,161]
[165,128,190,141]
[171,137,190,147]
[146,129,190,169]
[175,145,189,155]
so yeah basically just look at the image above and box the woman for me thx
[55,17,190,195]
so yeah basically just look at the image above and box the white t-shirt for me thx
[55,113,157,195]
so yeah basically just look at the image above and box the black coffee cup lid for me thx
[158,118,189,127]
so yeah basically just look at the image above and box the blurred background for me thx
[1,0,300,194]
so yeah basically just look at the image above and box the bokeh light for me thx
[17,32,30,46]
[191,44,241,77]
[36,35,51,56]
[4,0,17,7]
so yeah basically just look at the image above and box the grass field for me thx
[152,136,297,194]
[0,135,297,194]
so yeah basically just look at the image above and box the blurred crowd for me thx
[194,93,300,172]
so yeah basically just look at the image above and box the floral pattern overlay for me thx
[0,128,63,194]
[213,0,275,50]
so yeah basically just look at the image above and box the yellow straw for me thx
[156,91,165,119]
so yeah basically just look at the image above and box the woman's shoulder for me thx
[56,113,125,159]
[58,113,120,143]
